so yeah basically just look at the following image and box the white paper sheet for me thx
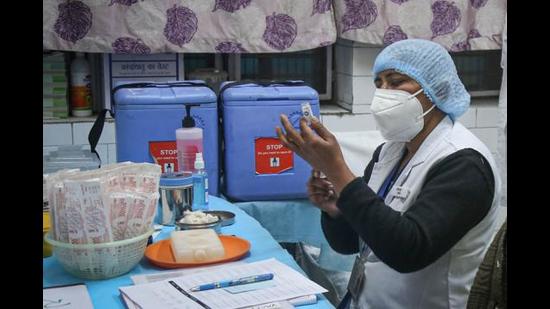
[43,284,93,309]
[130,261,246,285]
[121,293,140,309]
[120,258,327,309]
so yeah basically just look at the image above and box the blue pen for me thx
[190,273,274,292]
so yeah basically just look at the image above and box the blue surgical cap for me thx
[373,39,470,120]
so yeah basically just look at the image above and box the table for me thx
[234,200,355,305]
[43,196,334,308]
[235,199,325,247]
[235,200,355,272]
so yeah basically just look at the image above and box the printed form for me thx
[119,258,327,309]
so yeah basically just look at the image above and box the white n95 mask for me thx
[371,88,435,142]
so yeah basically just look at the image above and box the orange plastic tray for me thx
[145,235,251,269]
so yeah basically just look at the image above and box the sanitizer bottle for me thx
[176,104,203,173]
[192,152,209,211]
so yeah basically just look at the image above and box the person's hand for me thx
[276,115,343,175]
[276,115,356,194]
[307,170,341,218]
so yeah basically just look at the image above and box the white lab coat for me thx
[351,116,501,309]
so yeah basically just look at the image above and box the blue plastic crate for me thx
[221,82,320,201]
[113,81,219,196]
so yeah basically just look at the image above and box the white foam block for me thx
[170,229,225,263]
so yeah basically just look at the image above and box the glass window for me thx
[184,47,333,100]
[183,54,216,77]
[240,48,329,95]
[451,50,503,96]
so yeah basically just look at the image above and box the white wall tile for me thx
[470,128,498,153]
[335,44,353,75]
[336,73,353,104]
[92,144,108,165]
[71,122,92,145]
[322,114,347,132]
[320,104,349,115]
[334,101,372,115]
[43,146,58,157]
[322,113,377,132]
[457,107,476,128]
[43,123,73,146]
[352,46,382,76]
[335,100,353,112]
[108,144,117,164]
[361,114,377,131]
[352,76,376,105]
[476,106,498,128]
[72,121,115,145]
[351,104,372,114]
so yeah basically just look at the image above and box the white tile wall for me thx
[334,102,372,114]
[72,122,115,145]
[43,120,117,167]
[336,73,353,104]
[334,40,382,112]
[335,44,354,75]
[470,128,498,153]
[457,107,477,128]
[43,123,73,146]
[322,113,377,132]
[43,146,58,156]
[476,105,499,128]
[352,46,382,76]
[351,104,372,114]
[108,144,117,164]
[335,100,353,112]
[93,144,109,165]
[352,76,376,105]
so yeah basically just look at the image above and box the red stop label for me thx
[255,137,294,174]
[149,141,178,173]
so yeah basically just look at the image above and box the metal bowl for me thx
[175,215,222,234]
[204,211,235,226]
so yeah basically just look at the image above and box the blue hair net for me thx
[373,39,470,120]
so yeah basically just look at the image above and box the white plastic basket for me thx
[45,229,153,280]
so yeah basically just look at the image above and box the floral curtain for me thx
[43,0,506,53]
[43,0,337,54]
[333,0,507,51]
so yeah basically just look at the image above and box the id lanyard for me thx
[345,161,405,306]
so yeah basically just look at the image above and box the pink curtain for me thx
[43,0,337,53]
[333,0,506,51]
[43,1,506,53]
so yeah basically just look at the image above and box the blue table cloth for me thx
[235,199,326,247]
[235,200,355,272]
[43,196,334,309]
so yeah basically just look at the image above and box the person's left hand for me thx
[276,115,356,194]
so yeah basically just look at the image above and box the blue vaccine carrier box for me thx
[113,81,220,196]
[221,82,320,201]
